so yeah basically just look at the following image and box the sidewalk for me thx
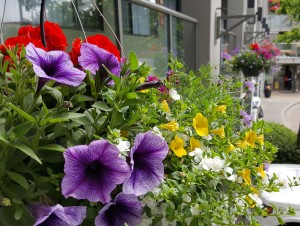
[260,91,300,132]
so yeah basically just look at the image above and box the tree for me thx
[274,0,300,44]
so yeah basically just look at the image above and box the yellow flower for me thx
[189,137,201,151]
[160,120,179,132]
[244,131,257,148]
[238,168,251,185]
[170,135,187,157]
[192,113,209,137]
[227,140,235,151]
[256,134,264,145]
[236,140,248,149]
[161,100,170,113]
[215,105,226,113]
[210,126,225,138]
[256,164,266,179]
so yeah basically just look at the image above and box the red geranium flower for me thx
[249,43,259,51]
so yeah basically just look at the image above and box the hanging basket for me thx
[241,66,261,77]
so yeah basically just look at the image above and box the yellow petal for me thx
[160,120,179,132]
[256,165,266,179]
[210,126,225,138]
[236,140,248,149]
[139,77,146,83]
[189,137,201,151]
[170,135,187,157]
[192,113,209,137]
[215,105,226,113]
[245,131,257,148]
[256,134,264,145]
[227,140,235,151]
[161,100,170,113]
[238,169,251,185]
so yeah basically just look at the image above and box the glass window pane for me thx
[1,0,117,49]
[171,17,196,70]
[122,1,169,76]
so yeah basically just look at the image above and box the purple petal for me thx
[62,140,131,203]
[28,203,86,226]
[26,43,86,87]
[130,131,169,160]
[95,193,142,226]
[123,158,164,196]
[78,43,120,76]
[123,131,169,196]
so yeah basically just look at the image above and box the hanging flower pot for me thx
[241,66,261,77]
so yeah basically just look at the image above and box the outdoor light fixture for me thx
[262,18,266,28]
[257,7,262,21]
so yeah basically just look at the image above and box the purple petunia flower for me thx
[123,131,169,196]
[240,110,253,127]
[78,43,121,76]
[28,203,86,226]
[95,193,142,226]
[221,51,231,60]
[244,80,255,92]
[26,43,86,92]
[62,140,131,203]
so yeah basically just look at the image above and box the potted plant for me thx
[221,42,281,77]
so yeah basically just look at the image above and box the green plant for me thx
[264,121,300,163]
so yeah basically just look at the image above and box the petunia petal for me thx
[78,43,120,75]
[28,203,86,226]
[95,193,142,226]
[123,158,164,196]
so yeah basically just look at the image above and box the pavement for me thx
[260,90,300,133]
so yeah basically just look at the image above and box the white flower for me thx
[201,156,225,172]
[182,194,191,203]
[165,112,174,121]
[224,166,237,181]
[202,135,212,141]
[152,187,161,197]
[169,88,181,100]
[152,126,164,139]
[116,138,130,152]
[190,204,200,216]
[248,193,263,207]
[189,148,203,162]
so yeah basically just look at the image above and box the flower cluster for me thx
[222,41,281,76]
[0,21,294,226]
[269,0,281,13]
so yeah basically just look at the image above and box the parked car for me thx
[257,164,300,226]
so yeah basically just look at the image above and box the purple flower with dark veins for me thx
[123,131,169,196]
[95,193,142,226]
[78,43,120,76]
[28,203,86,226]
[26,43,86,92]
[62,140,131,203]
[240,110,253,127]
[244,80,255,92]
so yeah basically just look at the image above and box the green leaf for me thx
[129,51,139,71]
[92,101,112,111]
[40,112,85,125]
[12,121,34,137]
[43,86,63,105]
[0,134,10,144]
[14,205,23,221]
[125,92,138,99]
[12,144,42,164]
[38,144,65,152]
[6,103,36,122]
[6,171,29,190]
